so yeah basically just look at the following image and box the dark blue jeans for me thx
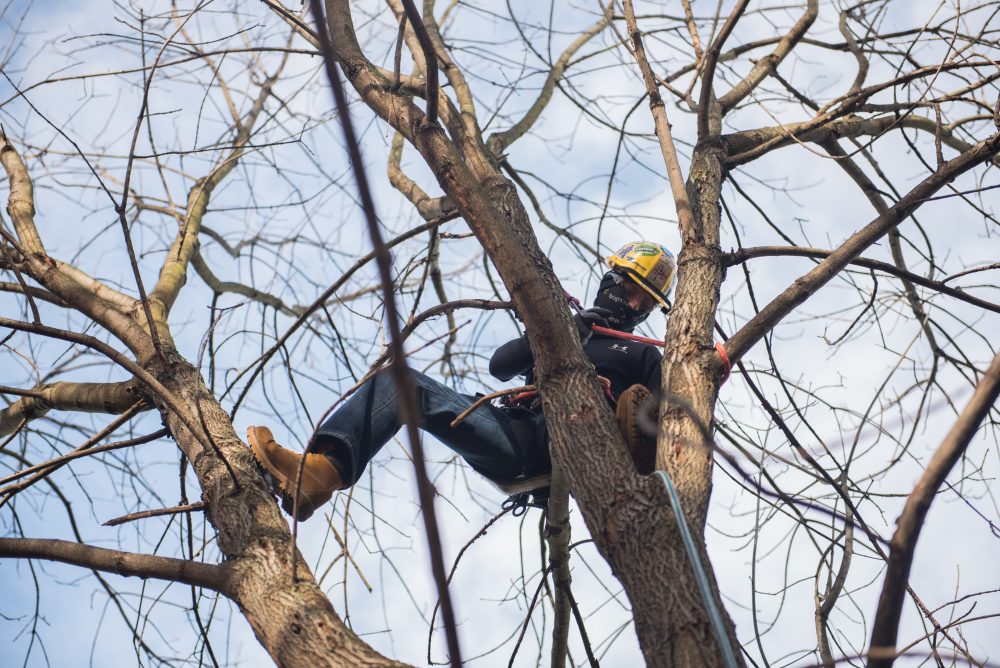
[311,369,547,486]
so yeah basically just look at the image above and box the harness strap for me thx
[582,307,733,386]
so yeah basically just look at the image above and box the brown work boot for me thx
[616,384,658,474]
[246,426,344,521]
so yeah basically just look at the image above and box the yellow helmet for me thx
[606,241,677,308]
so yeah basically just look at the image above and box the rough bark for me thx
[642,139,742,666]
[619,4,744,661]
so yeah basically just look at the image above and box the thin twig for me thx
[450,385,534,428]
[103,502,205,527]
[398,0,439,124]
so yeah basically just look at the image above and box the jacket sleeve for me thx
[489,335,534,381]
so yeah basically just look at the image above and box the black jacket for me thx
[489,330,662,400]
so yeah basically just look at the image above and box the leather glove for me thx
[573,307,611,343]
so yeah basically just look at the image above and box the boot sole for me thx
[247,427,321,498]
[247,427,321,521]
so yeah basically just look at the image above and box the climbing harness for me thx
[487,376,613,510]
[469,289,733,516]
[655,470,740,668]
[499,486,551,516]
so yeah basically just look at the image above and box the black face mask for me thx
[593,271,652,332]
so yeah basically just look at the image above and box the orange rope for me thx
[715,342,731,385]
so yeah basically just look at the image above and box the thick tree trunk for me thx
[144,352,407,668]
[652,141,742,664]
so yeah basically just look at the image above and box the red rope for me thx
[588,325,732,385]
[591,325,665,347]
[715,342,731,385]
[566,294,731,385]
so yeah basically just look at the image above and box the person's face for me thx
[621,277,657,312]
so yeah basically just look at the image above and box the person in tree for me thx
[247,241,677,520]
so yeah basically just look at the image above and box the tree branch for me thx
[415,0,485,165]
[0,537,232,593]
[821,139,942,351]
[0,280,66,307]
[310,0,461,663]
[697,0,749,138]
[486,14,609,155]
[398,0,439,124]
[716,0,818,113]
[1,135,149,350]
[103,501,205,527]
[868,350,1000,667]
[147,60,282,320]
[0,425,165,492]
[0,379,142,437]
[545,462,573,668]
[0,131,43,254]
[621,0,697,241]
[190,244,299,316]
[724,131,1000,365]
[722,63,1000,166]
[0,316,214,455]
[387,131,455,221]
[723,246,1000,315]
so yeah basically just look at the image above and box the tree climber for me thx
[247,241,677,521]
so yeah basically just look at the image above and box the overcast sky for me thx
[2,0,998,666]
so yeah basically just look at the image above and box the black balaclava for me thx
[593,270,652,332]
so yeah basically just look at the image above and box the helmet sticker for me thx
[632,243,660,257]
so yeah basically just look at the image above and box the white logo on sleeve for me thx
[610,344,629,353]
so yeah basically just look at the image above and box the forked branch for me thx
[621,0,696,240]
[716,0,818,113]
[724,131,1000,364]
[486,14,609,155]
[723,246,1000,315]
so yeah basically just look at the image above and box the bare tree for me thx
[2,1,999,667]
